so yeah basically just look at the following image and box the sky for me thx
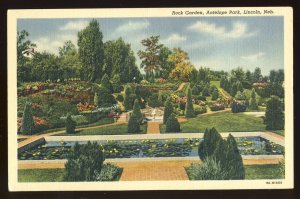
[17,17,284,75]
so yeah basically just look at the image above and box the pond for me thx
[18,137,284,160]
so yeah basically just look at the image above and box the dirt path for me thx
[147,121,162,134]
[176,82,187,92]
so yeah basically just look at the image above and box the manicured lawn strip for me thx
[185,164,283,180]
[18,169,65,182]
[56,123,147,136]
[244,164,283,179]
[21,117,115,136]
[161,112,266,133]
[273,130,284,136]
[18,167,123,182]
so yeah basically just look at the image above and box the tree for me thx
[138,36,163,74]
[132,99,143,123]
[269,69,284,84]
[230,82,238,97]
[104,38,140,83]
[66,114,76,134]
[78,19,104,82]
[59,41,81,81]
[202,85,210,97]
[124,86,135,110]
[211,89,219,101]
[168,48,194,81]
[264,96,284,130]
[198,128,223,161]
[252,67,263,83]
[64,142,105,181]
[96,86,116,107]
[236,81,244,92]
[245,70,252,83]
[185,88,195,118]
[163,98,173,124]
[159,46,173,78]
[21,102,35,135]
[111,74,123,93]
[198,67,211,83]
[17,30,36,82]
[165,113,180,132]
[94,92,99,106]
[231,67,245,83]
[101,73,113,93]
[249,88,258,110]
[127,114,140,133]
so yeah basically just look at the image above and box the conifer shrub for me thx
[264,96,284,130]
[231,101,247,113]
[66,114,76,134]
[132,99,143,123]
[64,142,105,181]
[101,73,113,93]
[163,98,173,124]
[165,113,180,132]
[21,102,35,135]
[127,114,140,133]
[211,89,219,101]
[249,88,258,110]
[185,88,195,118]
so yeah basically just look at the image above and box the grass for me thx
[18,169,65,182]
[161,112,266,133]
[56,123,147,136]
[245,164,284,179]
[185,164,283,180]
[273,130,285,136]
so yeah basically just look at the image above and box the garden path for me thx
[176,82,187,92]
[147,121,162,134]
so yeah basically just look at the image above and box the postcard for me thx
[8,7,293,191]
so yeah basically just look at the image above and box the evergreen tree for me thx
[198,128,223,161]
[185,88,195,117]
[230,82,238,97]
[96,86,116,107]
[78,19,104,82]
[265,96,284,130]
[94,92,99,106]
[132,99,143,123]
[21,102,35,135]
[124,86,134,110]
[249,88,258,110]
[165,113,180,132]
[163,98,173,124]
[211,89,219,101]
[101,73,113,93]
[202,86,210,96]
[66,114,76,134]
[236,81,244,92]
[127,114,140,133]
[111,74,122,93]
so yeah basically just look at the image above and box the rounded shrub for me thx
[127,114,140,133]
[264,96,284,130]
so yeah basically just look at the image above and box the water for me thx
[18,137,284,160]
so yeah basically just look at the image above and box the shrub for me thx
[193,104,207,115]
[231,101,247,113]
[196,95,206,101]
[202,86,210,96]
[198,128,223,161]
[101,73,113,93]
[163,98,173,124]
[64,142,105,181]
[116,94,124,102]
[165,113,180,132]
[185,88,195,118]
[198,128,245,180]
[141,79,149,85]
[264,96,284,130]
[21,102,35,135]
[210,103,225,111]
[94,163,122,181]
[96,86,116,107]
[186,157,228,180]
[249,88,258,110]
[127,114,140,133]
[132,99,143,123]
[235,91,246,100]
[211,89,219,101]
[147,93,162,108]
[124,86,135,110]
[192,86,200,95]
[66,114,76,134]
[111,74,123,93]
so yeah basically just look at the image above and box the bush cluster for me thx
[231,101,247,113]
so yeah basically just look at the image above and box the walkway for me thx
[146,121,162,134]
[176,82,187,92]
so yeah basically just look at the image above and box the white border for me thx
[8,7,294,191]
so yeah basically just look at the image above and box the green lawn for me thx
[161,112,266,133]
[186,164,283,180]
[56,123,147,136]
[18,169,65,182]
[245,164,284,179]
